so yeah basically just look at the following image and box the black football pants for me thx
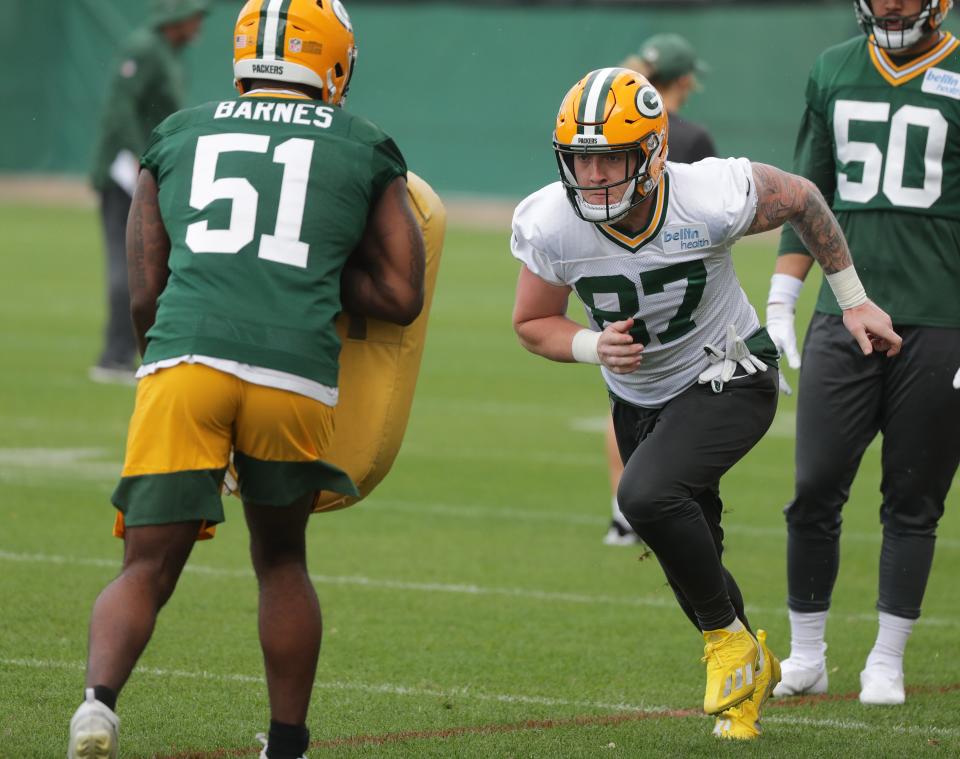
[96,181,138,368]
[612,369,778,632]
[786,313,960,619]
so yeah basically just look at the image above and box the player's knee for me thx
[793,471,838,505]
[787,473,846,524]
[616,480,675,526]
[122,556,184,609]
[880,497,944,534]
[249,531,308,576]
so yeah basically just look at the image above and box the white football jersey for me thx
[511,157,761,406]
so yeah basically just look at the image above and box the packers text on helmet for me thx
[855,0,953,50]
[234,0,357,104]
[554,68,669,224]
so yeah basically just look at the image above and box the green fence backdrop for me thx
[4,1,958,197]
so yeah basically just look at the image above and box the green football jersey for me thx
[779,33,960,327]
[140,93,407,386]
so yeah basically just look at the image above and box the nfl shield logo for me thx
[289,38,303,53]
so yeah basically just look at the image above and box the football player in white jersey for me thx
[510,68,902,740]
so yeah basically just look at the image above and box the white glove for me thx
[698,325,768,392]
[766,302,801,369]
[767,273,804,396]
[954,367,960,390]
[767,303,797,395]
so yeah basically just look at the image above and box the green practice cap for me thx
[150,0,209,27]
[637,33,710,83]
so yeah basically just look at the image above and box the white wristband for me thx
[767,273,804,308]
[825,266,868,310]
[571,328,601,364]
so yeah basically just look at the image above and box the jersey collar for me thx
[242,87,311,99]
[595,173,671,253]
[868,32,959,86]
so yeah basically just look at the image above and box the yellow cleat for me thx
[701,626,759,714]
[713,629,781,740]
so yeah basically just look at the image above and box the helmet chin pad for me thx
[856,0,944,50]
[872,22,926,49]
[574,179,638,223]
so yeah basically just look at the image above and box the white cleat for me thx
[256,732,308,759]
[602,520,645,547]
[859,665,905,706]
[68,689,119,759]
[771,657,828,697]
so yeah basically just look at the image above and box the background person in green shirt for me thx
[88,0,207,383]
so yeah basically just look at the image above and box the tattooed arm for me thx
[745,162,851,274]
[746,162,901,357]
[341,176,426,326]
[126,169,170,357]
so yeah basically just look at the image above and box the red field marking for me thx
[157,682,960,759]
[158,708,701,759]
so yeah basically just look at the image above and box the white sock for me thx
[787,609,828,666]
[864,611,914,675]
[722,618,745,634]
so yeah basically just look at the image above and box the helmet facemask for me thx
[555,133,665,224]
[855,0,951,51]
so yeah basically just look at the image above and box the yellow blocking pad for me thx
[113,363,337,539]
[312,171,446,511]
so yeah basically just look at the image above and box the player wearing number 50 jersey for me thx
[768,0,960,708]
[68,3,426,759]
[511,67,901,740]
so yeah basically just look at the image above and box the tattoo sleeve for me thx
[126,170,170,356]
[746,162,852,274]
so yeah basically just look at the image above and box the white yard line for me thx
[9,447,951,551]
[0,447,121,482]
[0,657,655,713]
[571,412,798,438]
[764,714,960,738]
[2,657,958,738]
[366,498,960,551]
[1,549,957,628]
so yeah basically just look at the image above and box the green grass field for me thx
[1,203,958,758]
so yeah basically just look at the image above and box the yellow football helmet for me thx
[855,0,952,50]
[233,0,357,104]
[554,67,668,223]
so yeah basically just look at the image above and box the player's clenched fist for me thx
[598,318,644,374]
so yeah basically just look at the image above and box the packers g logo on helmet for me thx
[636,86,663,118]
[554,68,669,224]
[855,0,953,50]
[233,0,357,104]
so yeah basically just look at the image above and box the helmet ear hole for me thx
[335,62,344,77]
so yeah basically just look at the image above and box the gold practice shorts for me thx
[111,363,357,539]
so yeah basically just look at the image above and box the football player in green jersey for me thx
[67,2,425,758]
[768,0,960,707]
